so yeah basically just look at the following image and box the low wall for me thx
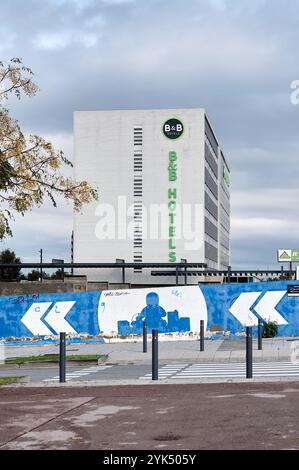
[0,280,298,341]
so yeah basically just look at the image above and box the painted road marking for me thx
[139,362,299,380]
[139,364,189,379]
[174,362,299,378]
[43,365,113,382]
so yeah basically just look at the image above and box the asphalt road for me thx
[0,382,298,450]
[0,364,149,383]
[2,361,299,384]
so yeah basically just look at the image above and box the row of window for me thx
[205,168,218,200]
[205,117,219,157]
[133,127,143,272]
[205,143,218,178]
[205,233,218,249]
[205,206,218,226]
[205,183,218,207]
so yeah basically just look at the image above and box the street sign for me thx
[21,301,76,335]
[278,249,299,262]
[229,290,287,325]
[287,285,299,296]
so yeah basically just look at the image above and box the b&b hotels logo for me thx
[163,118,184,139]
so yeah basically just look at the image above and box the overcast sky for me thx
[1,0,299,269]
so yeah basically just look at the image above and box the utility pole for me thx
[39,249,43,283]
[71,231,74,275]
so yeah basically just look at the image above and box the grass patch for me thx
[6,354,104,364]
[0,376,23,385]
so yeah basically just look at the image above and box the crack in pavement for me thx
[0,396,96,449]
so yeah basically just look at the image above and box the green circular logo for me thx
[163,118,184,139]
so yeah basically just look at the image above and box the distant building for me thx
[73,108,230,284]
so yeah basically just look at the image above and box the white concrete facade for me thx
[73,108,230,284]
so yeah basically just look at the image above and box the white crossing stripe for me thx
[43,365,113,382]
[174,362,299,378]
[139,364,188,380]
[139,362,299,380]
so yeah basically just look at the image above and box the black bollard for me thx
[246,326,253,379]
[59,332,66,383]
[200,319,204,352]
[152,329,158,380]
[258,319,263,351]
[143,321,147,353]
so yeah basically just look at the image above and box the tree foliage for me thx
[263,320,278,338]
[0,248,22,280]
[0,58,98,239]
[26,269,49,281]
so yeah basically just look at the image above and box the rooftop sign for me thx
[277,250,299,262]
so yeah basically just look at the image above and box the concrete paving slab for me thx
[0,382,299,449]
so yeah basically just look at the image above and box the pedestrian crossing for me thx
[139,362,299,380]
[43,365,112,382]
[139,364,188,380]
[139,364,189,380]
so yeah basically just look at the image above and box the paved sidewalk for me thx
[102,337,299,363]
[2,337,299,364]
[0,382,299,449]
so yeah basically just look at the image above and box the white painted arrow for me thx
[254,291,287,325]
[44,301,77,334]
[21,302,53,335]
[229,292,261,326]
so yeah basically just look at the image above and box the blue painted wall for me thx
[0,280,298,340]
[0,291,100,338]
[202,280,299,337]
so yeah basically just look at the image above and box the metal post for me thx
[59,332,66,383]
[258,319,262,350]
[175,266,179,286]
[116,258,125,284]
[152,329,158,380]
[246,326,253,379]
[39,249,43,283]
[181,258,187,286]
[280,265,284,280]
[71,231,74,275]
[200,319,204,351]
[143,321,147,353]
[227,265,231,284]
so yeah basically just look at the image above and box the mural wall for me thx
[0,280,298,340]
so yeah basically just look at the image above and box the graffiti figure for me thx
[133,292,167,332]
[117,291,191,335]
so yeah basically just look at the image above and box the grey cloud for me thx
[1,0,299,268]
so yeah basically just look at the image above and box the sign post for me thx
[59,332,66,383]
[246,326,253,379]
[152,329,158,381]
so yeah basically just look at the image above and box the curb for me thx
[103,356,293,365]
[97,354,109,365]
[12,376,299,388]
